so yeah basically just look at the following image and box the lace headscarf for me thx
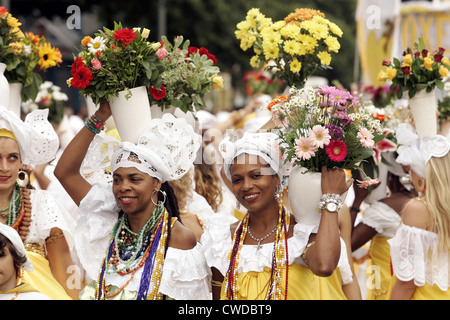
[0,106,59,165]
[111,113,201,183]
[0,223,33,271]
[219,132,284,181]
[395,123,450,178]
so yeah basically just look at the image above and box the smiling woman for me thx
[54,101,211,300]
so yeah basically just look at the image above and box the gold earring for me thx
[416,178,425,193]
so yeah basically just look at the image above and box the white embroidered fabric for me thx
[200,211,354,284]
[75,184,211,299]
[362,201,402,238]
[388,223,449,291]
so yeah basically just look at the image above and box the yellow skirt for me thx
[313,269,347,300]
[220,264,315,300]
[366,236,392,300]
[388,276,450,300]
[22,251,72,300]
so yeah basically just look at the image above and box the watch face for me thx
[326,202,337,212]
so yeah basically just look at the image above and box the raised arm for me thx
[54,101,112,206]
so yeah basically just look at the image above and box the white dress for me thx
[362,201,402,238]
[75,183,211,300]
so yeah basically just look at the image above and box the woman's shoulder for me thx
[401,198,432,231]
[169,219,197,250]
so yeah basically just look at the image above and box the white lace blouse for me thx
[200,210,354,285]
[75,183,211,300]
[388,223,449,291]
[362,201,402,238]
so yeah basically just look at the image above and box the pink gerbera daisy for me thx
[357,128,375,148]
[308,125,331,148]
[294,137,317,160]
[325,140,347,162]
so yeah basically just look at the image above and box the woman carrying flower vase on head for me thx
[54,102,211,300]
[201,132,354,300]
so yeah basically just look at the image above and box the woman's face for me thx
[230,154,280,213]
[0,243,17,292]
[0,138,21,193]
[112,166,162,215]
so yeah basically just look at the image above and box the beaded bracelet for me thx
[85,114,105,134]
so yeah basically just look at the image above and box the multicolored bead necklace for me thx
[95,206,170,300]
[224,198,290,300]
[2,184,32,242]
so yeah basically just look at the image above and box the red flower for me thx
[434,54,443,63]
[401,65,411,75]
[325,140,347,162]
[150,84,166,100]
[382,59,391,67]
[187,46,217,65]
[71,66,93,89]
[113,28,138,47]
[71,57,85,76]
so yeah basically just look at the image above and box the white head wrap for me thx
[219,132,283,181]
[0,105,59,165]
[395,123,450,178]
[0,224,33,271]
[111,113,201,183]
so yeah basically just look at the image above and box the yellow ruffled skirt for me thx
[313,269,347,300]
[220,264,315,300]
[366,236,391,300]
[388,276,450,300]
[22,251,72,300]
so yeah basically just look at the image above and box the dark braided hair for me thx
[159,181,180,257]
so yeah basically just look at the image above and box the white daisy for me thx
[88,36,107,54]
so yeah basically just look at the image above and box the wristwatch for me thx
[318,193,343,213]
[324,201,339,213]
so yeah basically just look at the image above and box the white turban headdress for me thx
[0,223,33,271]
[395,123,450,178]
[219,132,284,181]
[0,105,59,165]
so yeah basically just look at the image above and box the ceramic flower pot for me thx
[408,88,437,138]
[109,86,151,143]
[8,82,22,117]
[288,166,348,227]
[0,63,10,108]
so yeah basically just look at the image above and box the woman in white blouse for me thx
[389,125,449,300]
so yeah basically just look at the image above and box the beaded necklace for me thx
[224,199,290,300]
[95,206,169,300]
[2,184,32,242]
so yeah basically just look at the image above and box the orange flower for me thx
[285,8,325,25]
[81,36,92,47]
[267,94,288,111]
[25,32,40,46]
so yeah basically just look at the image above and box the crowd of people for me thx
[0,84,449,300]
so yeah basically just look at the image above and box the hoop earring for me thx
[151,189,167,207]
[16,170,29,188]
[415,178,426,194]
[274,185,283,201]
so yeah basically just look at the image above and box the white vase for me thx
[109,86,152,143]
[0,63,10,108]
[85,96,116,131]
[8,82,22,117]
[408,88,437,137]
[288,166,348,227]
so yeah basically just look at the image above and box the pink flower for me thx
[308,125,331,148]
[91,58,102,70]
[294,137,317,160]
[155,48,168,60]
[357,128,375,148]
[325,140,347,162]
[271,108,289,127]
[356,178,380,189]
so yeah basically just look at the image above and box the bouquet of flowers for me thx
[0,6,23,68]
[269,86,385,181]
[22,81,68,125]
[148,35,223,113]
[5,32,62,101]
[243,70,284,96]
[68,22,164,105]
[378,37,450,98]
[235,8,343,89]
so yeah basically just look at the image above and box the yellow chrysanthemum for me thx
[387,68,397,81]
[236,20,251,34]
[38,43,61,70]
[250,55,260,68]
[283,40,301,56]
[262,30,282,46]
[263,43,280,60]
[9,41,23,54]
[212,75,224,91]
[280,23,300,39]
[272,20,286,31]
[328,22,343,37]
[6,14,21,28]
[290,57,302,73]
[439,65,449,78]
[302,20,328,40]
[317,51,331,65]
[301,35,318,54]
[325,36,340,53]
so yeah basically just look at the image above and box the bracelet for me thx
[350,206,360,213]
[318,193,343,213]
[84,114,105,134]
[301,241,316,267]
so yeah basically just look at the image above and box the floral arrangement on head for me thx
[235,8,343,89]
[68,22,164,105]
[378,37,450,99]
[243,69,284,96]
[269,86,385,184]
[22,81,68,125]
[6,31,62,101]
[148,35,223,113]
[0,6,23,67]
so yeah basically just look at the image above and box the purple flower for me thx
[332,111,353,126]
[325,124,344,141]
